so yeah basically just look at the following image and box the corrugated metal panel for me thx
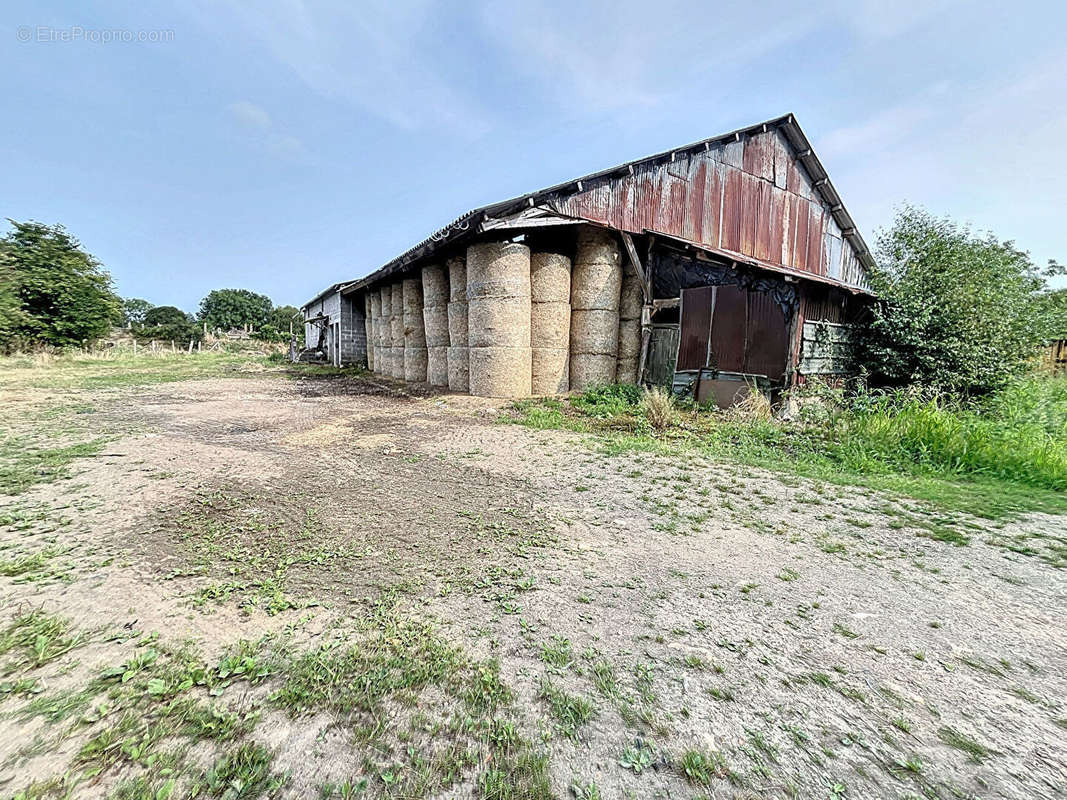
[745,290,790,379]
[678,286,714,370]
[710,283,747,372]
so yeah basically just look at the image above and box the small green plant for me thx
[678,749,727,785]
[618,741,655,774]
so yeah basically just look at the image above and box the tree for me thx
[1035,288,1067,341]
[144,305,190,327]
[122,298,154,328]
[0,243,24,344]
[199,289,272,331]
[2,220,122,347]
[858,206,1046,395]
[269,305,301,334]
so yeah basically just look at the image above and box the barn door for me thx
[646,325,680,387]
[677,284,790,381]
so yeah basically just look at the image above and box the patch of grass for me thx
[678,749,728,785]
[194,743,287,798]
[539,635,572,668]
[539,679,595,741]
[479,750,553,800]
[0,349,279,391]
[0,610,88,674]
[0,436,107,495]
[937,726,993,763]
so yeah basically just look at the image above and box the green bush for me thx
[860,206,1049,395]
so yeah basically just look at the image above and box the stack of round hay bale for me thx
[402,278,427,382]
[530,251,571,395]
[421,264,449,387]
[569,227,622,391]
[390,283,405,379]
[467,241,531,398]
[370,290,384,375]
[446,256,469,392]
[363,294,374,372]
[377,287,392,376]
[616,266,643,384]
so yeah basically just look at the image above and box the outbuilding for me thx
[303,114,874,402]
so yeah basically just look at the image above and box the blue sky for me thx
[3,0,1065,312]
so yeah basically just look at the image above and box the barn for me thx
[302,114,875,402]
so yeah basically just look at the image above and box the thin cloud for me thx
[227,100,272,129]
[187,0,492,138]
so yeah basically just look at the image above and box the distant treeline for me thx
[0,220,299,351]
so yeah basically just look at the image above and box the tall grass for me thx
[833,379,1067,491]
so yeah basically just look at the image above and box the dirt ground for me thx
[1,371,1064,800]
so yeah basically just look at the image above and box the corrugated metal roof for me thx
[338,114,875,296]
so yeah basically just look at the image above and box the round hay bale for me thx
[569,352,616,389]
[447,256,467,303]
[531,252,571,304]
[447,302,468,346]
[363,294,375,371]
[421,264,448,308]
[530,301,570,350]
[466,242,530,300]
[532,348,569,395]
[402,278,423,313]
[575,226,621,267]
[617,318,642,358]
[570,309,620,355]
[619,268,643,319]
[571,262,623,310]
[404,312,427,348]
[426,346,448,386]
[370,291,384,374]
[404,346,427,382]
[468,296,531,349]
[390,283,405,378]
[392,346,405,380]
[469,346,531,398]
[422,305,449,347]
[447,346,469,392]
[615,357,638,385]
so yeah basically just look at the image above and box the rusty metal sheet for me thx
[720,166,743,252]
[742,131,775,182]
[677,286,714,370]
[682,158,707,243]
[806,205,825,275]
[745,288,790,379]
[710,283,747,372]
[792,195,809,270]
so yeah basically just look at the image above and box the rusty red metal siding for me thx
[546,129,861,288]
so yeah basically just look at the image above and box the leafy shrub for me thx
[860,206,1049,395]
